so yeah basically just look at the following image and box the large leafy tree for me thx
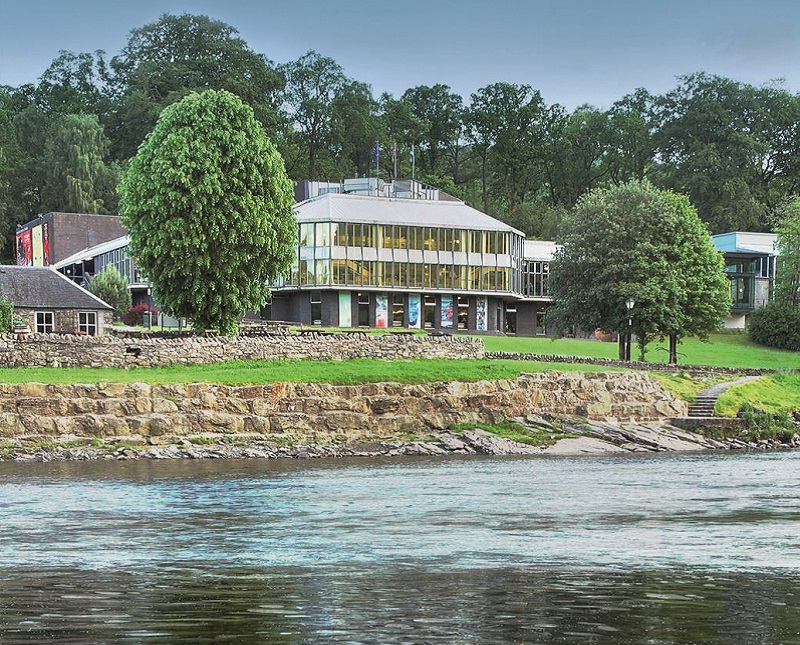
[109,13,284,160]
[548,180,729,363]
[118,89,296,335]
[41,113,119,213]
[651,73,800,233]
[330,80,381,177]
[774,197,800,306]
[280,50,346,179]
[400,84,464,177]
[35,50,112,118]
[464,83,551,220]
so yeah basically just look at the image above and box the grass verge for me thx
[0,358,625,386]
[478,332,800,370]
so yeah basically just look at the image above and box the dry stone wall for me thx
[0,372,688,444]
[0,332,483,368]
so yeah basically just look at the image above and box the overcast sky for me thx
[2,0,800,110]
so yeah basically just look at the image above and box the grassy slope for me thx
[716,372,800,416]
[2,333,798,414]
[479,333,800,370]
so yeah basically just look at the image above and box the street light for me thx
[624,296,635,361]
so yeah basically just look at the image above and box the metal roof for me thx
[54,235,130,268]
[711,232,778,256]
[523,240,557,261]
[0,266,112,310]
[295,193,524,235]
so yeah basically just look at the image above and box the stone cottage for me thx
[0,265,113,335]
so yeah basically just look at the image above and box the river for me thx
[1,451,799,644]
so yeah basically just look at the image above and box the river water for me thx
[0,451,799,644]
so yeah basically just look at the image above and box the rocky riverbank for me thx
[4,414,797,462]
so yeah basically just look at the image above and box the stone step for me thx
[687,400,717,418]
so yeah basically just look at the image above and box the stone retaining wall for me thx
[0,332,483,368]
[0,372,687,444]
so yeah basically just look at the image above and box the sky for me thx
[2,0,800,110]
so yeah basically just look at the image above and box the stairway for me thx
[687,395,717,418]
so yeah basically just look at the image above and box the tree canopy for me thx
[3,12,800,260]
[118,89,296,335]
[547,180,730,363]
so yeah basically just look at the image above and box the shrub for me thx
[0,296,13,332]
[738,402,797,443]
[122,303,158,327]
[89,266,132,319]
[748,301,800,351]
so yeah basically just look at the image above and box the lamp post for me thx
[624,296,635,361]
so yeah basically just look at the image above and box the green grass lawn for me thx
[716,372,800,416]
[2,332,797,413]
[0,358,623,386]
[478,332,800,370]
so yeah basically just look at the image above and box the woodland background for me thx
[1,13,798,263]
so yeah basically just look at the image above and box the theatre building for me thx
[49,179,556,335]
[269,180,535,333]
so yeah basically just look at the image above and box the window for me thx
[392,294,405,327]
[357,292,370,327]
[36,311,54,334]
[310,291,322,325]
[424,295,436,329]
[299,223,314,247]
[457,296,469,329]
[505,305,517,334]
[78,312,97,336]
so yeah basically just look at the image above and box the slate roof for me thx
[0,266,112,310]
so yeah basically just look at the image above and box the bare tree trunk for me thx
[618,334,626,361]
[669,334,678,364]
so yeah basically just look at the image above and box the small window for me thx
[36,311,54,334]
[78,311,97,336]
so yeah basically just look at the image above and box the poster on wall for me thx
[32,225,43,266]
[338,292,352,328]
[16,229,33,266]
[42,222,51,265]
[408,294,421,329]
[375,293,389,328]
[476,296,487,332]
[441,295,454,329]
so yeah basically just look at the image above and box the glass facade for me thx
[522,261,549,298]
[95,245,137,284]
[281,221,524,295]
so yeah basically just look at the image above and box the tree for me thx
[774,197,800,306]
[279,51,346,179]
[41,113,119,213]
[109,13,284,160]
[329,80,381,177]
[35,50,112,117]
[118,89,296,335]
[89,265,131,319]
[547,180,729,363]
[0,296,13,332]
[464,83,551,219]
[650,73,800,233]
[400,84,464,177]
